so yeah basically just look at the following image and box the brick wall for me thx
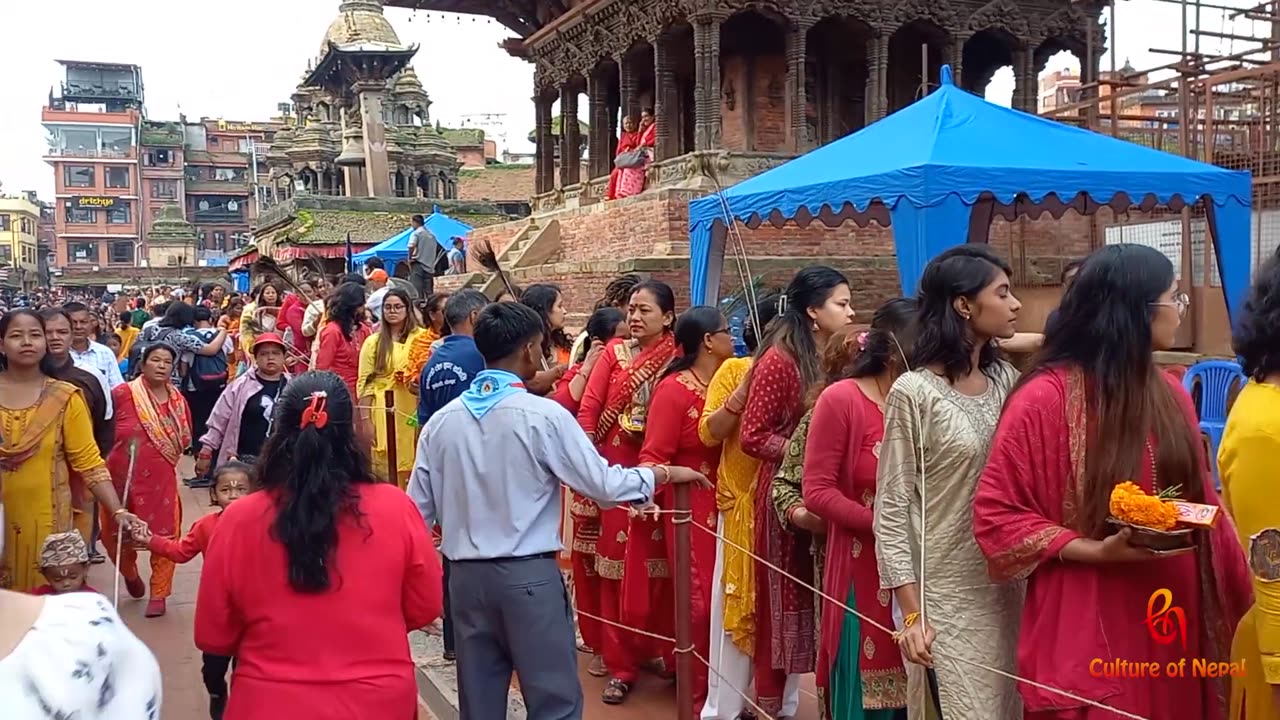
[721,55,789,152]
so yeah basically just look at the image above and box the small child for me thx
[133,460,253,720]
[31,531,100,595]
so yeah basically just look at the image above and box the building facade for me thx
[42,60,145,280]
[0,194,42,289]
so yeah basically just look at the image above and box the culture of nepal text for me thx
[1090,658,1246,679]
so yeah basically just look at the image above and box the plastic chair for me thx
[1182,359,1246,487]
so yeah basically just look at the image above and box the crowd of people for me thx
[1,239,1279,720]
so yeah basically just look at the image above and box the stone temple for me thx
[392,0,1114,334]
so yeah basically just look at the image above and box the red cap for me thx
[252,332,287,353]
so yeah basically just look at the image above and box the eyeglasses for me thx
[1150,291,1190,318]
[708,328,731,337]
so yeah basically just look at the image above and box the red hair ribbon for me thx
[299,391,330,430]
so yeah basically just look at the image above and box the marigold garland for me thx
[1108,481,1180,531]
[404,328,441,382]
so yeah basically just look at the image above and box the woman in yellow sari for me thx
[1222,249,1280,720]
[0,309,139,592]
[358,288,423,487]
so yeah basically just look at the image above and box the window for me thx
[107,203,131,224]
[0,215,9,231]
[213,231,227,250]
[109,241,133,264]
[105,166,130,188]
[68,241,97,263]
[0,246,11,263]
[65,206,96,224]
[213,167,245,181]
[151,180,178,199]
[145,149,173,167]
[238,139,251,153]
[100,128,132,155]
[64,165,94,188]
[60,128,98,154]
[208,137,219,149]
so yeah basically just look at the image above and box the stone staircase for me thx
[445,218,562,299]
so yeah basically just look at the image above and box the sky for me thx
[0,0,1270,199]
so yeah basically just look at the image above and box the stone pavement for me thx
[87,460,438,719]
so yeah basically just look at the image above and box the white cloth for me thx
[367,286,389,322]
[701,511,801,719]
[69,341,122,420]
[0,592,162,719]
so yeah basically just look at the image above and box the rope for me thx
[626,507,1150,720]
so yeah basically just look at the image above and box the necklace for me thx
[688,367,711,388]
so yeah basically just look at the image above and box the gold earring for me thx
[812,320,819,331]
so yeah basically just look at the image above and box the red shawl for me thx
[974,366,1251,718]
[591,334,675,443]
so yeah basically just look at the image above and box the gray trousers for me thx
[450,555,583,720]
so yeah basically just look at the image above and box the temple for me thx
[412,0,1116,342]
[241,0,526,274]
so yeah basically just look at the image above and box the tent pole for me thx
[920,43,929,99]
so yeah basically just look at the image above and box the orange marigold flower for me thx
[1109,481,1179,531]
[404,329,441,381]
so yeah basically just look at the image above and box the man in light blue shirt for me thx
[409,302,706,720]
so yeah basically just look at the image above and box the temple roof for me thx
[321,0,404,54]
[382,0,550,37]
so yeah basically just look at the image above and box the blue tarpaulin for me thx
[689,65,1253,322]
[352,206,473,267]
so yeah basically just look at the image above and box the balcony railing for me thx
[45,146,136,159]
[186,179,252,195]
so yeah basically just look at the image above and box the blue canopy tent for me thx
[689,65,1254,322]
[351,206,474,267]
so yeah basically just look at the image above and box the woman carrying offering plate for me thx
[974,244,1252,720]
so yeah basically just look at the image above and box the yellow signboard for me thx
[72,196,118,209]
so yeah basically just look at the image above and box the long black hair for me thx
[663,306,724,378]
[744,292,782,354]
[326,283,366,340]
[371,288,419,378]
[521,283,572,356]
[846,297,919,379]
[912,245,1011,383]
[756,266,849,393]
[1234,245,1280,381]
[572,307,625,365]
[1027,243,1202,536]
[0,309,58,374]
[158,300,196,329]
[257,371,377,593]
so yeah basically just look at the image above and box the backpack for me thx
[186,328,228,391]
[126,326,177,379]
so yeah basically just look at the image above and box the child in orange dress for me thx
[132,459,253,720]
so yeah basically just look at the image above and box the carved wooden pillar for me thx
[617,53,640,124]
[692,14,723,151]
[867,32,890,123]
[786,20,812,152]
[534,89,555,193]
[587,67,610,178]
[560,83,582,187]
[1012,48,1034,112]
[653,32,677,161]
[949,36,965,88]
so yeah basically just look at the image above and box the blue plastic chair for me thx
[1182,359,1246,487]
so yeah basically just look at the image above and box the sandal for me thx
[601,678,630,705]
[587,654,607,677]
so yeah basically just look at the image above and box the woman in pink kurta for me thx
[614,111,656,200]
[974,244,1251,720]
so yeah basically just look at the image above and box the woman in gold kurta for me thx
[1221,248,1280,720]
[0,309,139,592]
[358,288,424,488]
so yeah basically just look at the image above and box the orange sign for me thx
[1145,588,1187,651]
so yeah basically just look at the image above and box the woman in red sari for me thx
[975,244,1252,720]
[101,343,192,618]
[315,283,371,402]
[578,280,677,704]
[804,299,917,719]
[552,306,626,677]
[614,110,656,200]
[605,115,640,201]
[741,266,856,716]
[637,306,736,715]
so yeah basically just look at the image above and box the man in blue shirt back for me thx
[418,289,490,426]
[415,288,488,661]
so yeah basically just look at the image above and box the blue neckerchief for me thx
[459,369,526,420]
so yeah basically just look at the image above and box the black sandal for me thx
[601,678,630,705]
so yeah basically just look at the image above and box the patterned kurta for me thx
[873,363,1023,719]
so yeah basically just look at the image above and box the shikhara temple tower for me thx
[267,0,461,201]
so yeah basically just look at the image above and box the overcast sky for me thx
[0,0,1269,199]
